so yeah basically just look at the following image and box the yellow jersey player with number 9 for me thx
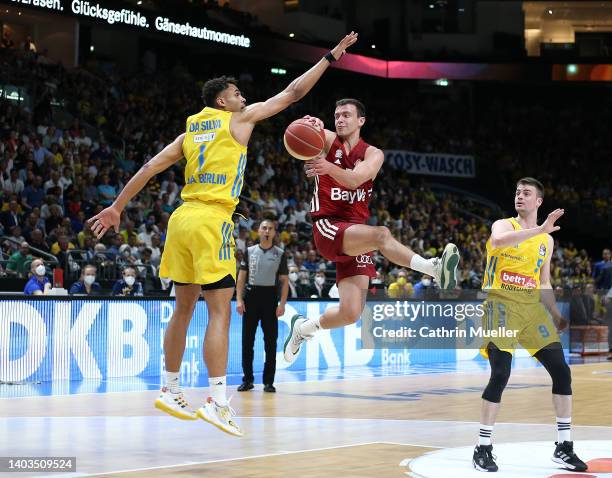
[472,177,587,473]
[87,32,359,438]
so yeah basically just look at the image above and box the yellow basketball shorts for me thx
[480,298,560,358]
[159,201,236,285]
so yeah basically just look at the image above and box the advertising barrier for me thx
[0,298,569,383]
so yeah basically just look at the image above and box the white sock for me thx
[165,371,180,393]
[557,417,571,442]
[478,424,494,446]
[410,254,436,276]
[299,316,321,336]
[209,376,227,407]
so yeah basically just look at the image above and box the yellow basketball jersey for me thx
[482,217,550,303]
[181,107,247,213]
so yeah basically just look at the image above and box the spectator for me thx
[594,248,612,290]
[97,174,117,206]
[69,264,102,295]
[28,228,50,254]
[21,176,45,209]
[0,199,22,230]
[112,266,144,296]
[303,249,320,272]
[287,265,309,298]
[6,241,33,278]
[387,269,413,298]
[24,258,51,295]
[311,271,331,298]
[413,274,435,299]
[4,170,24,195]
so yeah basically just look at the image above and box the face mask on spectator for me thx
[84,275,96,285]
[124,276,136,286]
[422,278,431,287]
[289,272,298,282]
[35,264,45,276]
[315,276,326,286]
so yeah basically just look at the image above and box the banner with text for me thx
[385,150,475,178]
[0,299,567,384]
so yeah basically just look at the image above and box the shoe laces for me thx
[479,446,496,463]
[216,396,237,420]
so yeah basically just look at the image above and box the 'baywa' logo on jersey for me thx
[330,187,370,204]
[500,270,537,289]
[539,244,547,256]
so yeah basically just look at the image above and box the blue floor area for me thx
[1,354,605,399]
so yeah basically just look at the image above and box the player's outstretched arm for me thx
[87,134,185,239]
[304,146,384,189]
[489,209,564,249]
[238,32,358,124]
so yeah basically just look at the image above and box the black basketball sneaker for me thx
[473,445,498,472]
[552,441,588,472]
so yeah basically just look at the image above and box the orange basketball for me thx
[283,118,326,160]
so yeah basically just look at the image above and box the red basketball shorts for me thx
[312,218,376,283]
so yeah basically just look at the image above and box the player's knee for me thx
[339,303,363,325]
[551,361,572,395]
[374,226,391,248]
[482,365,511,403]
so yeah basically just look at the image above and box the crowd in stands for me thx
[0,43,610,318]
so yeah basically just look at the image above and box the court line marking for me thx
[2,416,612,430]
[74,441,413,477]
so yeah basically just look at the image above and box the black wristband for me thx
[325,51,336,63]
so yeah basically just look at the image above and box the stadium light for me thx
[90,45,95,52]
[429,4,435,8]
[567,64,578,74]
[271,68,287,75]
[548,9,553,14]
[137,0,142,4]
[371,44,376,49]
[435,78,450,86]
[289,33,295,38]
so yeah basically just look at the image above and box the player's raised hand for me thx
[87,205,121,239]
[302,115,324,131]
[541,208,564,234]
[330,31,358,60]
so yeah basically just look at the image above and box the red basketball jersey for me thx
[310,135,373,223]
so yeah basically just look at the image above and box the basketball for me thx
[283,118,326,160]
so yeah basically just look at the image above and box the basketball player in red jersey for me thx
[283,99,461,363]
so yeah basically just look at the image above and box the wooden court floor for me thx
[1,361,611,477]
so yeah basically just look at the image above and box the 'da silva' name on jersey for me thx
[186,118,226,185]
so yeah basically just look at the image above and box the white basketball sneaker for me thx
[283,314,310,364]
[432,243,460,289]
[154,387,198,420]
[197,397,243,437]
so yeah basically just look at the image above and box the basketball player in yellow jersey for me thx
[88,32,358,437]
[472,177,587,473]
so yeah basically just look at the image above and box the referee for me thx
[236,220,289,393]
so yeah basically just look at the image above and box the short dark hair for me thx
[201,76,238,107]
[517,177,544,198]
[335,98,366,117]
